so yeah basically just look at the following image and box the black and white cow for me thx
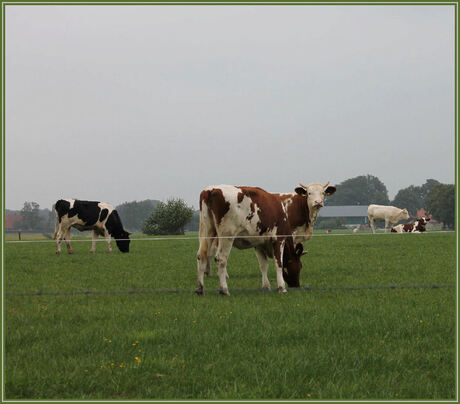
[53,199,130,254]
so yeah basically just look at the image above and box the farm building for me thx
[5,214,23,230]
[319,205,369,225]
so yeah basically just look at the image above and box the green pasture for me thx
[3,232,457,400]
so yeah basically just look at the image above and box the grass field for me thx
[3,231,457,400]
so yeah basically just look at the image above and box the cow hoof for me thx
[195,284,204,296]
[277,287,287,294]
[68,250,74,255]
[219,288,230,296]
[56,251,60,255]
[262,286,271,292]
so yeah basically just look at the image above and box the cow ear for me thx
[295,243,304,257]
[324,186,336,196]
[295,187,307,196]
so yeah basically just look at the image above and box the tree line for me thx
[7,175,455,234]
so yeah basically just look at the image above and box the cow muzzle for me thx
[314,200,324,208]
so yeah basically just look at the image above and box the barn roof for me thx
[319,206,369,218]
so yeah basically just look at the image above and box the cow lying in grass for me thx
[391,216,431,233]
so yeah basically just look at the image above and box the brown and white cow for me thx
[391,216,431,233]
[367,204,410,234]
[196,182,336,295]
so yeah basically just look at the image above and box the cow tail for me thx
[53,210,59,239]
[52,201,62,239]
[198,191,217,261]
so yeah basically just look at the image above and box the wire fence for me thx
[4,230,456,244]
[4,283,455,297]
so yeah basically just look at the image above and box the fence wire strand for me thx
[4,230,455,244]
[4,283,455,297]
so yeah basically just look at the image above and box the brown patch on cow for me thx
[200,188,230,225]
[279,193,310,228]
[403,223,415,232]
[236,187,291,235]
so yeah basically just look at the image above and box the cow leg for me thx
[384,219,390,233]
[91,231,98,254]
[255,247,271,291]
[104,230,113,253]
[205,238,218,277]
[274,240,287,294]
[56,227,65,254]
[369,218,376,234]
[214,237,234,296]
[57,227,73,254]
[196,238,209,295]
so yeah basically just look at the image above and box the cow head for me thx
[420,216,430,225]
[282,242,306,287]
[400,209,410,221]
[418,216,430,227]
[295,181,337,210]
[115,231,131,253]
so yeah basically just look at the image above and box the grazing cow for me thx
[53,199,130,254]
[391,216,431,233]
[196,182,336,295]
[367,204,410,234]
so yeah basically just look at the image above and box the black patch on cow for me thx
[69,200,101,226]
[105,210,123,237]
[55,199,71,222]
[106,210,130,253]
[99,208,109,222]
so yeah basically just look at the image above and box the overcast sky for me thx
[4,4,456,211]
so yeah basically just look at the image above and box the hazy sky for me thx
[4,4,456,211]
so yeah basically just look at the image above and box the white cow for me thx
[367,204,410,234]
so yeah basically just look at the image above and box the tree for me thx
[19,201,45,231]
[184,210,200,232]
[142,198,194,235]
[391,179,441,216]
[426,184,455,229]
[391,185,423,217]
[116,199,160,232]
[326,175,390,206]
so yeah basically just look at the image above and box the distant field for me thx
[3,231,457,400]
